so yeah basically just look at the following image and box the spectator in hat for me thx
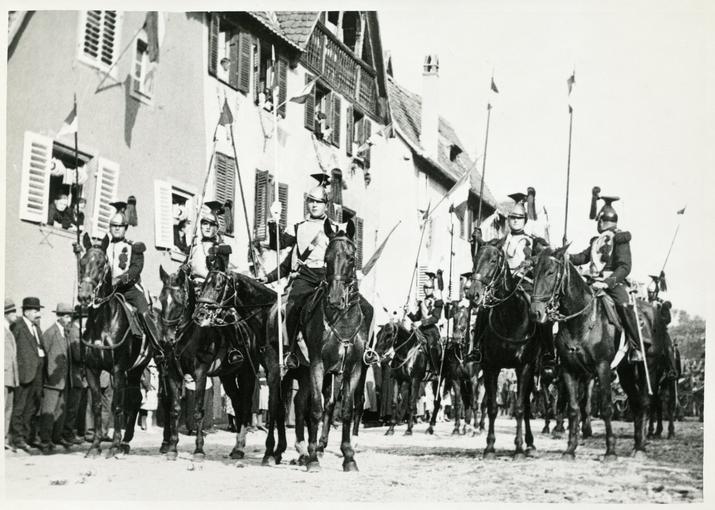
[10,297,45,452]
[5,299,19,448]
[38,303,74,452]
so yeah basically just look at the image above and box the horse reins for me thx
[531,255,594,322]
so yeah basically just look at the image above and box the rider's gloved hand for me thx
[592,281,608,290]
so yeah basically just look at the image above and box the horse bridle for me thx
[531,255,593,322]
[470,248,522,309]
[192,270,239,327]
[81,250,115,308]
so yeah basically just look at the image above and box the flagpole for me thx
[562,105,574,246]
[402,208,430,318]
[660,216,684,274]
[228,123,258,277]
[476,104,492,226]
[71,92,83,352]
[94,24,146,93]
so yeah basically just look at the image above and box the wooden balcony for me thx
[302,22,379,119]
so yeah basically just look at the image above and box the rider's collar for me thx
[110,236,125,243]
[509,229,525,235]
[307,214,327,222]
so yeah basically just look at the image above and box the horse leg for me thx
[596,362,616,460]
[385,379,399,436]
[512,368,527,459]
[483,368,499,459]
[523,369,535,453]
[581,378,594,439]
[666,379,676,439]
[478,380,487,433]
[85,369,103,457]
[618,365,647,456]
[191,367,208,459]
[541,384,551,434]
[107,367,126,458]
[291,370,310,466]
[341,366,361,472]
[165,370,182,460]
[318,374,337,454]
[561,370,580,459]
[235,367,256,461]
[655,389,664,437]
[306,361,325,472]
[451,378,463,435]
[420,378,433,435]
[261,350,282,465]
[552,379,567,438]
[119,371,143,454]
[159,370,171,454]
[352,365,367,438]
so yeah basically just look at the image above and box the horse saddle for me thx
[595,291,621,329]
[115,293,145,338]
[300,283,327,327]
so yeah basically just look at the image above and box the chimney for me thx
[420,54,440,159]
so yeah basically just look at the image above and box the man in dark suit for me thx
[38,303,74,452]
[10,297,46,452]
[61,307,87,444]
[5,299,19,449]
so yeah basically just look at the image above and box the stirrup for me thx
[227,348,244,365]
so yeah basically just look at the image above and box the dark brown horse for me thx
[298,218,373,472]
[465,239,542,459]
[530,246,655,459]
[77,233,154,458]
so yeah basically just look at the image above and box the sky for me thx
[378,0,714,318]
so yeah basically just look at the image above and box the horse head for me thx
[530,245,569,324]
[451,306,471,345]
[465,238,506,307]
[324,218,357,310]
[158,265,192,344]
[77,232,110,306]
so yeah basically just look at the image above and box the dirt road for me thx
[4,417,703,503]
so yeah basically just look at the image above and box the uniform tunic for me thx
[503,231,533,273]
[105,237,149,313]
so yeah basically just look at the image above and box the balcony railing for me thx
[302,23,379,119]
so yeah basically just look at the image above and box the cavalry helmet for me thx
[306,185,329,204]
[507,192,528,221]
[200,201,224,226]
[597,196,619,223]
[109,200,128,227]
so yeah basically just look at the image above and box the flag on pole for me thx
[488,76,499,109]
[659,270,668,292]
[271,45,278,93]
[144,12,160,63]
[676,206,686,215]
[289,76,318,104]
[57,97,78,138]
[362,221,401,275]
[430,170,471,220]
[219,98,234,126]
[567,71,576,95]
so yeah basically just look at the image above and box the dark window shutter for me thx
[252,36,260,103]
[214,153,236,234]
[303,193,309,218]
[332,204,343,223]
[346,105,354,156]
[278,182,289,230]
[364,120,372,169]
[331,94,341,147]
[101,11,118,66]
[355,216,364,269]
[254,170,269,240]
[277,57,288,117]
[228,33,240,89]
[331,171,343,205]
[303,74,315,131]
[208,13,219,76]
[237,30,252,94]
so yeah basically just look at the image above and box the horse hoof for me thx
[551,432,563,440]
[165,451,178,461]
[603,453,617,463]
[451,429,460,436]
[631,449,647,460]
[541,426,550,434]
[667,432,675,439]
[561,452,576,461]
[425,428,433,435]
[483,450,496,460]
[343,460,359,472]
[273,454,282,465]
[229,448,244,460]
[290,454,309,466]
[192,452,206,461]
[119,443,130,454]
[525,447,538,458]
[306,461,321,473]
[404,430,413,436]
[85,448,101,458]
[582,430,592,439]
[262,456,276,466]
[513,452,526,461]
[159,443,169,454]
[471,431,479,437]
[384,429,395,436]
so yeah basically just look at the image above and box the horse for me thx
[465,238,544,459]
[298,218,373,472]
[375,321,435,435]
[530,246,656,459]
[77,233,154,458]
[158,264,295,464]
[539,367,594,439]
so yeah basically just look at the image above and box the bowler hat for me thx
[53,302,74,315]
[4,298,16,314]
[22,297,44,310]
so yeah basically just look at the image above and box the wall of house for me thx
[5,11,206,313]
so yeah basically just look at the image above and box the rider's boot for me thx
[540,324,556,378]
[617,304,646,363]
[141,311,162,347]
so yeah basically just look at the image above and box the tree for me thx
[670,310,705,362]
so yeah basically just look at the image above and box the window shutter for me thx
[252,37,261,103]
[345,105,354,156]
[82,11,102,62]
[355,216,364,269]
[228,33,240,89]
[331,171,343,205]
[208,13,219,76]
[303,74,315,131]
[303,193,309,218]
[100,11,118,67]
[214,153,236,234]
[237,30,252,94]
[331,94,341,147]
[18,132,53,223]
[278,182,289,230]
[92,157,120,238]
[254,170,269,240]
[417,265,429,301]
[277,57,288,117]
[364,119,372,169]
[153,180,173,249]
[332,204,343,223]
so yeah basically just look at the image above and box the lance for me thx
[70,93,84,366]
[402,203,431,317]
[476,103,492,226]
[436,215,456,397]
[271,47,285,374]
[660,207,686,274]
[562,104,574,246]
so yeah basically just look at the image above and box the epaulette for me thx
[614,231,632,244]
[131,241,146,253]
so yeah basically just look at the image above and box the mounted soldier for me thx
[258,175,336,369]
[569,189,646,362]
[104,201,160,345]
[405,270,444,371]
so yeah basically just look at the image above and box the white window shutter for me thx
[19,131,53,223]
[154,180,173,249]
[92,157,120,238]
[417,264,429,301]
